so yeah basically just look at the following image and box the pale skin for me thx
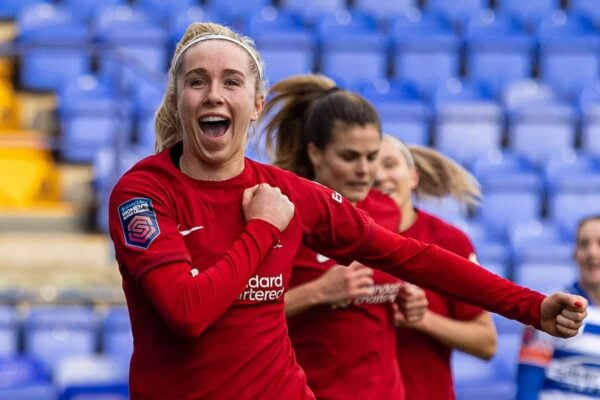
[171,36,587,338]
[575,218,600,306]
[284,124,428,320]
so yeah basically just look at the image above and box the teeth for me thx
[200,116,228,122]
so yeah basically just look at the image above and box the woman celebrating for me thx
[262,74,427,399]
[375,135,497,399]
[108,21,587,400]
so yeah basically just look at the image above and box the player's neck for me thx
[399,204,417,232]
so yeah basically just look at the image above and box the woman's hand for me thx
[540,292,588,338]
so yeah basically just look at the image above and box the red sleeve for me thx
[141,219,280,338]
[356,224,544,328]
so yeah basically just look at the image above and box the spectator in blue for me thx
[516,214,600,399]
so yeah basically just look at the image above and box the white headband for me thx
[173,34,262,80]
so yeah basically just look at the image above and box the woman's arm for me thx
[399,311,497,359]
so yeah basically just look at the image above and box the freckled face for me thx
[310,124,381,204]
[174,40,263,168]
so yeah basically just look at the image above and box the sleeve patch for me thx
[118,197,161,249]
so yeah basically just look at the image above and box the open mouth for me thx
[198,116,231,139]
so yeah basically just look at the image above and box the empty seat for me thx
[61,0,125,24]
[548,191,600,238]
[360,79,431,145]
[578,82,600,157]
[23,305,98,373]
[58,75,133,163]
[544,149,600,193]
[536,11,600,97]
[59,383,128,400]
[0,0,49,21]
[0,355,54,400]
[424,0,489,30]
[464,10,534,94]
[208,0,272,24]
[472,150,544,239]
[317,10,390,84]
[432,79,504,166]
[568,0,600,25]
[133,80,166,152]
[17,3,92,91]
[415,195,471,221]
[514,261,578,294]
[391,10,461,95]
[495,0,561,30]
[0,307,17,357]
[507,218,572,266]
[101,307,132,370]
[352,0,416,24]
[248,7,316,84]
[135,0,195,25]
[95,5,169,92]
[279,0,347,26]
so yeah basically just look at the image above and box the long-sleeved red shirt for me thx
[109,143,544,399]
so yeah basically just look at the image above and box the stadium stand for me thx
[1,0,599,396]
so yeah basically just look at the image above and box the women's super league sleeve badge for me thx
[118,197,161,249]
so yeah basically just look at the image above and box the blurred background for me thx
[0,0,599,398]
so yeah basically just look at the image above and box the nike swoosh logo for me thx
[179,226,204,236]
[316,254,330,263]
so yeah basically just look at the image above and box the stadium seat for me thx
[471,150,544,239]
[208,0,272,25]
[0,79,20,130]
[502,81,577,166]
[279,0,348,26]
[53,355,127,399]
[391,10,461,95]
[514,261,578,294]
[95,5,169,92]
[568,0,600,25]
[548,190,600,238]
[424,0,489,30]
[352,0,417,25]
[58,75,133,163]
[23,305,98,373]
[0,0,49,21]
[0,355,54,400]
[135,0,196,25]
[61,0,125,24]
[101,307,133,371]
[578,82,600,157]
[248,7,316,85]
[495,0,561,31]
[167,6,223,54]
[133,80,166,152]
[507,218,571,266]
[432,79,504,166]
[544,149,600,193]
[536,11,600,98]
[317,10,390,84]
[17,3,92,91]
[0,307,17,357]
[464,10,535,94]
[360,79,431,145]
[415,195,471,221]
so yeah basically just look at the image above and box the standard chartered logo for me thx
[238,273,284,302]
[354,283,401,305]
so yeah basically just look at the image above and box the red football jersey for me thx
[109,144,545,400]
[397,210,484,400]
[288,190,404,400]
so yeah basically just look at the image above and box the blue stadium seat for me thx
[464,10,534,94]
[544,149,600,193]
[352,0,417,25]
[568,0,600,25]
[17,3,92,91]
[472,150,544,240]
[101,307,133,371]
[391,10,461,95]
[415,196,470,221]
[0,0,49,20]
[58,75,133,163]
[59,383,128,400]
[503,81,577,166]
[0,355,54,400]
[548,190,600,238]
[23,306,98,374]
[279,0,347,26]
[424,0,489,30]
[501,78,559,109]
[495,0,561,31]
[578,82,600,157]
[508,218,571,267]
[95,5,169,92]
[432,79,504,166]
[61,0,125,24]
[248,7,316,84]
[0,307,17,357]
[208,0,272,25]
[167,6,223,54]
[317,10,390,84]
[476,241,511,278]
[514,261,578,294]
[536,11,600,97]
[54,355,127,391]
[135,0,196,25]
[360,79,431,145]
[133,80,166,153]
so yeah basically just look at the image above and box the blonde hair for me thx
[262,74,381,179]
[154,22,266,153]
[383,135,482,207]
